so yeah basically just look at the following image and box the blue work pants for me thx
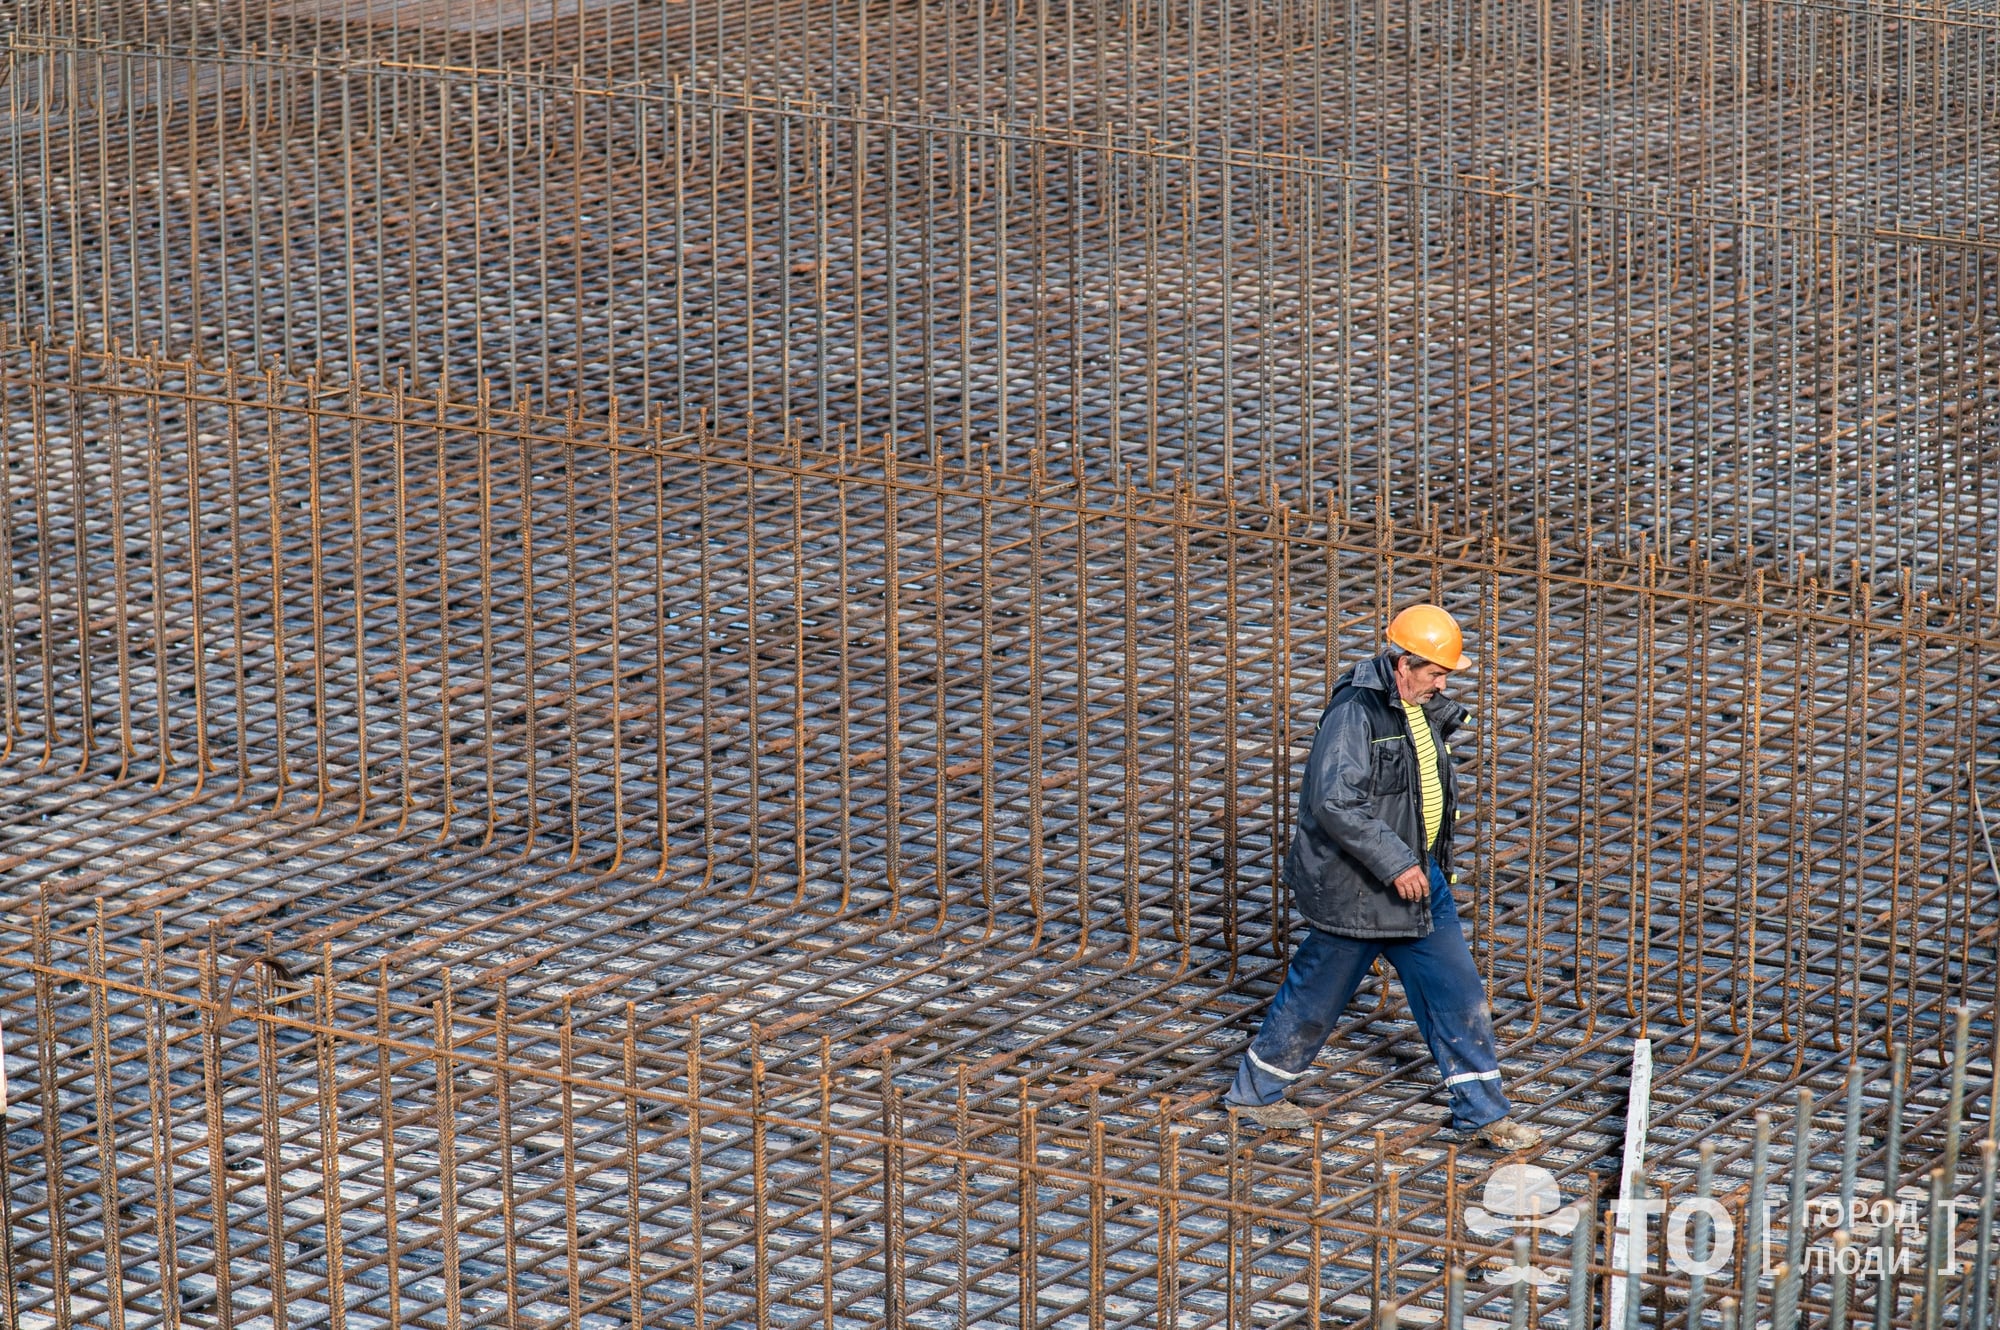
[1225,863,1511,1131]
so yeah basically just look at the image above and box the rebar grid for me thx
[20,0,2000,209]
[3,0,2000,1323]
[6,11,2000,579]
[6,932,1991,1330]
[0,343,1995,1327]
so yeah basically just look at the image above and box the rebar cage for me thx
[3,0,1999,1325]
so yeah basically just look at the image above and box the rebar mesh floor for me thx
[4,0,2000,1324]
[0,376,1994,1326]
[8,0,2000,585]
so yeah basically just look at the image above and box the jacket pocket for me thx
[1369,739,1412,795]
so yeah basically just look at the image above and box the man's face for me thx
[1395,655,1453,705]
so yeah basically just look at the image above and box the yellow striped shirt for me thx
[1403,701,1445,855]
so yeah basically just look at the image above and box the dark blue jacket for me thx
[1283,652,1466,938]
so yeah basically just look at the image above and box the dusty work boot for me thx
[1473,1117,1544,1152]
[1233,1100,1312,1132]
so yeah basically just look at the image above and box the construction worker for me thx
[1223,604,1542,1151]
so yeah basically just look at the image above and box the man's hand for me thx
[1391,865,1428,902]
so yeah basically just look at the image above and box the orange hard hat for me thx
[1386,604,1472,671]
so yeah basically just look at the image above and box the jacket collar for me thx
[1348,651,1398,694]
[1350,651,1468,735]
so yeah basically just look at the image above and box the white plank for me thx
[1604,1036,1653,1330]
